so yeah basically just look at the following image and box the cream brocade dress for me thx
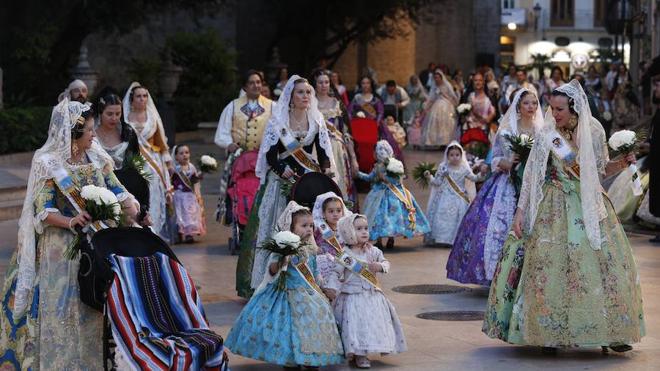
[0,163,130,370]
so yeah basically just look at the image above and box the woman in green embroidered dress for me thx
[483,80,645,353]
[0,99,138,369]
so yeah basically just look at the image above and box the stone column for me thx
[70,45,99,96]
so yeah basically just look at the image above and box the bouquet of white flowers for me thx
[609,130,644,196]
[64,185,122,259]
[457,103,472,117]
[198,154,219,173]
[261,231,306,290]
[356,111,366,118]
[385,157,405,178]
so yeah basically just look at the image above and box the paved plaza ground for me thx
[0,138,658,370]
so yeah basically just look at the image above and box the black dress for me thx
[649,104,660,217]
[113,122,150,220]
[265,133,330,178]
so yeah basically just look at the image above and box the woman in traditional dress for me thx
[449,89,542,285]
[461,72,496,158]
[313,69,359,210]
[0,99,138,369]
[422,69,459,149]
[483,80,644,353]
[404,75,428,127]
[123,83,173,242]
[242,75,335,294]
[348,76,403,162]
[95,93,150,224]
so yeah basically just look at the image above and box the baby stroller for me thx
[351,117,379,173]
[82,227,228,370]
[226,150,260,255]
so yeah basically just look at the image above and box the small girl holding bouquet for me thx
[224,201,344,368]
[358,140,429,249]
[424,141,487,246]
[325,214,407,369]
[170,145,208,242]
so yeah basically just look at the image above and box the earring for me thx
[568,115,578,128]
[72,142,79,157]
[516,112,521,120]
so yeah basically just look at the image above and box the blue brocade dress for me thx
[359,164,430,240]
[225,253,344,367]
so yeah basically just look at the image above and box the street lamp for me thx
[533,3,542,31]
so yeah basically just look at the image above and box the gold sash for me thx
[139,144,170,191]
[292,258,327,299]
[443,173,470,203]
[384,180,417,230]
[320,231,380,289]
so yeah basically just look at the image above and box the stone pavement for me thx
[0,136,658,370]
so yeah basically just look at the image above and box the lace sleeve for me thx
[491,131,510,171]
[590,118,609,175]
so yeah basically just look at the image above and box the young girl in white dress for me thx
[424,141,486,245]
[326,214,406,369]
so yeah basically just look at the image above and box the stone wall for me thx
[83,5,236,92]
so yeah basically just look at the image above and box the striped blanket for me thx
[107,252,226,370]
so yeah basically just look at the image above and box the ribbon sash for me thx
[549,131,581,179]
[443,173,470,203]
[138,142,170,191]
[319,227,380,290]
[384,180,417,230]
[278,128,322,173]
[172,168,195,192]
[50,165,107,233]
[290,256,326,299]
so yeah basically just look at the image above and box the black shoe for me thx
[386,238,395,249]
[609,344,633,353]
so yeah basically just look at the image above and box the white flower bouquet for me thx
[385,157,405,178]
[355,111,366,118]
[609,130,644,196]
[64,185,122,259]
[602,111,612,121]
[261,231,306,290]
[198,154,218,173]
[457,103,472,116]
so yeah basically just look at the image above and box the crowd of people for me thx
[0,55,656,369]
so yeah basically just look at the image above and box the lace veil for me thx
[122,82,171,160]
[337,213,365,246]
[312,191,352,237]
[518,80,607,249]
[254,75,336,182]
[497,88,543,137]
[14,99,113,313]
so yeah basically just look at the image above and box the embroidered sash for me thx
[278,128,321,173]
[319,226,380,289]
[443,173,470,203]
[549,131,580,179]
[384,180,417,230]
[290,256,327,299]
[50,164,108,233]
[138,141,171,191]
[173,168,195,192]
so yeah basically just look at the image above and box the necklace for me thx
[289,111,308,132]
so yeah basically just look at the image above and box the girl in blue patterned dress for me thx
[359,140,429,248]
[225,201,344,368]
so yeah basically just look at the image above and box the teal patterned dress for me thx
[225,252,344,367]
[483,153,645,347]
[0,163,130,370]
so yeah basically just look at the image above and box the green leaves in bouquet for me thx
[124,152,152,181]
[412,162,437,189]
[503,134,534,162]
